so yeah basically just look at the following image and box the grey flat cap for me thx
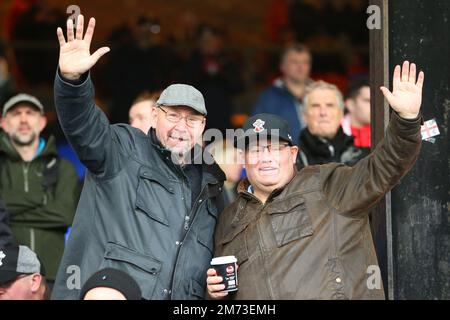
[156,84,207,115]
[3,93,44,118]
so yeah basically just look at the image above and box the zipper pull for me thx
[184,216,190,231]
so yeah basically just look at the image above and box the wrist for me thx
[398,112,419,120]
[60,69,81,81]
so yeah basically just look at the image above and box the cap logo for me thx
[288,134,292,141]
[0,250,5,266]
[253,119,265,133]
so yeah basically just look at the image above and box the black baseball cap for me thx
[0,245,45,285]
[235,113,295,150]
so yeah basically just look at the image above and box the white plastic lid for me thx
[210,255,237,265]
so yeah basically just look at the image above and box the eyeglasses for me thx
[159,107,205,128]
[248,143,290,157]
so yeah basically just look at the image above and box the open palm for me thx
[57,15,110,80]
[380,61,424,119]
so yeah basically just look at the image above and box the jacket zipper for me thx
[23,162,30,193]
[170,181,217,299]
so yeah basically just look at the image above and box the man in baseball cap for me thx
[0,245,49,300]
[235,113,294,150]
[2,93,45,118]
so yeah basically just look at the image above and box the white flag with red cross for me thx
[420,119,440,141]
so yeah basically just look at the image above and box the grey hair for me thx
[303,80,345,110]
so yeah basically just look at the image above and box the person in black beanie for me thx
[80,268,141,300]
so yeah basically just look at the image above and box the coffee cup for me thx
[210,255,238,292]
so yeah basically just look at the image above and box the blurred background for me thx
[0,0,369,141]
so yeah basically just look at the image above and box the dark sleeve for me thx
[54,69,133,177]
[321,112,422,218]
[0,198,14,247]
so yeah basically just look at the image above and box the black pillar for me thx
[388,0,450,300]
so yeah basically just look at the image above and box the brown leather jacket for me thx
[214,112,422,299]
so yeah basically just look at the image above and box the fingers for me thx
[67,18,74,42]
[392,64,401,88]
[380,86,394,105]
[210,291,228,299]
[417,71,425,88]
[91,47,110,64]
[84,18,96,45]
[409,63,416,83]
[56,27,66,46]
[76,15,84,40]
[401,60,409,82]
[207,268,217,277]
[207,275,223,285]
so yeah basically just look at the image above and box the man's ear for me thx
[0,117,7,132]
[290,146,299,164]
[39,116,48,132]
[29,274,42,293]
[151,106,159,127]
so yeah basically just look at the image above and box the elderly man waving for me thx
[52,16,225,300]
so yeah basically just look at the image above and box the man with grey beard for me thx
[0,93,79,285]
[51,15,225,300]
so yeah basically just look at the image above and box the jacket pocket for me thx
[267,196,314,247]
[135,166,176,226]
[217,223,249,266]
[100,242,162,300]
[190,278,206,300]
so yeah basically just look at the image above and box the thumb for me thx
[380,86,395,106]
[91,47,110,65]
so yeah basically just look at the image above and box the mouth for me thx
[168,134,189,143]
[258,167,278,175]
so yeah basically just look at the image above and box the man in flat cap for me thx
[52,15,225,300]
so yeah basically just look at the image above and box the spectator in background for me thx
[183,25,244,133]
[0,42,14,106]
[252,43,313,145]
[0,245,50,300]
[80,268,142,300]
[208,139,243,206]
[129,91,160,134]
[0,199,13,247]
[0,94,79,284]
[296,81,368,170]
[343,78,371,148]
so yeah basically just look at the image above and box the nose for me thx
[319,105,328,117]
[259,147,272,162]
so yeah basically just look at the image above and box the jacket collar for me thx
[299,126,354,158]
[0,132,58,161]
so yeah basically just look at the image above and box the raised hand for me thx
[380,61,424,119]
[57,15,110,81]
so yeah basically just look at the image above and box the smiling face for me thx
[303,88,344,139]
[1,104,46,146]
[152,105,206,156]
[244,138,298,201]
